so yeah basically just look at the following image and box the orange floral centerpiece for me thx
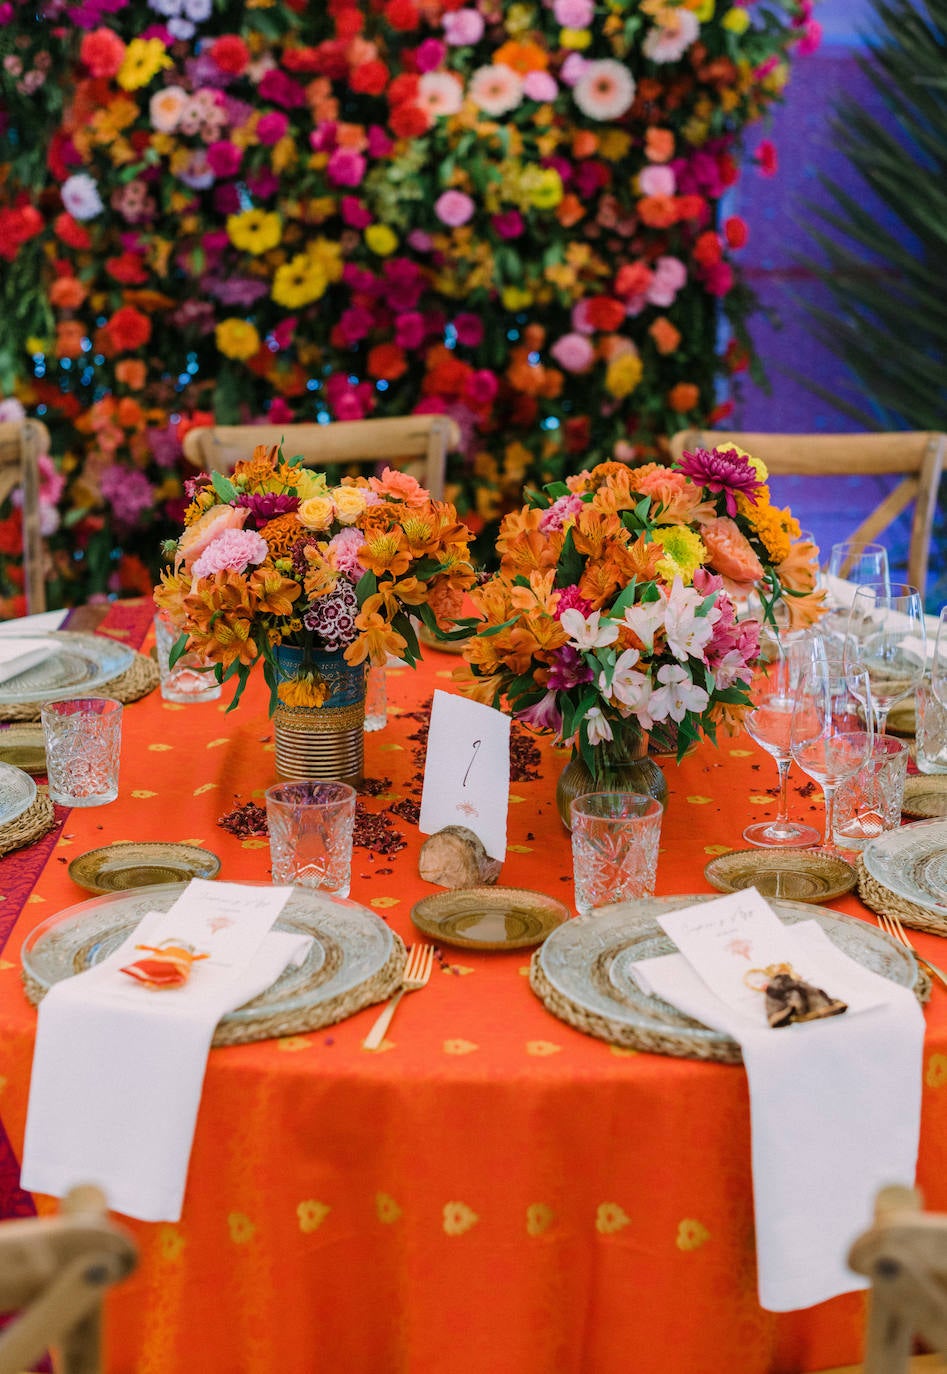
[155,444,475,779]
[454,445,823,820]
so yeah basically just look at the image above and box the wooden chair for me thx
[668,430,946,598]
[182,415,460,500]
[0,1185,136,1374]
[0,419,51,615]
[847,1186,947,1374]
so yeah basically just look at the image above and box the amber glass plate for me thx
[901,775,947,820]
[411,886,570,950]
[703,848,856,902]
[69,842,222,894]
[0,725,46,776]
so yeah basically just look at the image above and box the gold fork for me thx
[362,943,435,1051]
[876,910,947,993]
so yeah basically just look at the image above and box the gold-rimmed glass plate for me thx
[0,631,135,706]
[411,886,570,950]
[0,760,37,826]
[68,842,223,894]
[703,848,856,902]
[0,724,46,776]
[533,895,922,1061]
[862,818,947,917]
[886,698,916,737]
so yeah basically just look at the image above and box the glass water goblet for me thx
[789,660,874,855]
[932,607,947,711]
[845,582,927,735]
[742,631,820,848]
[822,541,890,643]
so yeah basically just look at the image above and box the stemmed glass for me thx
[789,656,874,855]
[742,630,820,848]
[822,541,890,642]
[932,608,947,710]
[845,582,927,735]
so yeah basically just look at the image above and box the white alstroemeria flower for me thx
[649,663,710,724]
[560,607,619,650]
[663,578,719,662]
[711,649,746,691]
[622,595,667,653]
[605,647,653,719]
[585,706,613,746]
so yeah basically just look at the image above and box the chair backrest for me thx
[0,418,50,616]
[668,430,946,597]
[0,1185,137,1374]
[849,1185,947,1374]
[182,415,460,500]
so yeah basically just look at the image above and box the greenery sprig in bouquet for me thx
[154,445,475,711]
[455,445,823,766]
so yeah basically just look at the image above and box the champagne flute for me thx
[932,607,947,710]
[790,658,874,855]
[742,630,820,848]
[845,582,927,734]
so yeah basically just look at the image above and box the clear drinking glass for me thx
[789,661,874,855]
[154,611,222,704]
[265,780,357,897]
[845,582,927,735]
[742,630,820,847]
[570,791,663,917]
[833,733,909,850]
[41,696,123,806]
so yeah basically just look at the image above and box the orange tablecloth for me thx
[2,599,946,1374]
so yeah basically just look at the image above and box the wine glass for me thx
[845,582,927,734]
[932,607,947,710]
[742,630,820,848]
[790,657,874,855]
[822,541,890,643]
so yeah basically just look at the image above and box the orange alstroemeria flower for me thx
[360,527,413,579]
[344,612,407,668]
[248,567,300,618]
[452,661,505,707]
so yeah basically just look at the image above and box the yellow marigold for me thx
[117,38,171,91]
[748,503,799,565]
[226,208,282,256]
[277,675,329,709]
[215,318,261,362]
[308,238,345,281]
[364,225,398,257]
[259,512,305,562]
[605,352,643,399]
[651,526,708,585]
[272,255,328,309]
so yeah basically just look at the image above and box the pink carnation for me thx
[523,70,558,102]
[540,494,585,532]
[550,333,595,374]
[327,527,366,579]
[191,528,268,580]
[435,190,475,227]
[442,8,484,45]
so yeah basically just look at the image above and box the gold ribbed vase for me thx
[272,645,366,784]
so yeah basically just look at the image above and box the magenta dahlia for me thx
[676,446,764,516]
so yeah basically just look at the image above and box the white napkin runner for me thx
[0,637,57,684]
[633,919,924,1311]
[22,888,305,1223]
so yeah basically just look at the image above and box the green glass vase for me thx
[555,730,668,831]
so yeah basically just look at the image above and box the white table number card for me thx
[419,689,510,861]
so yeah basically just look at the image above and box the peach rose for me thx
[176,504,248,570]
[700,516,764,588]
[332,486,368,525]
[297,496,335,532]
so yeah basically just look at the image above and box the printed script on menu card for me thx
[419,689,510,862]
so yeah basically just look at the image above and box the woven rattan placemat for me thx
[0,787,56,858]
[856,855,947,937]
[0,653,159,723]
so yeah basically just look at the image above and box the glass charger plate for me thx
[532,895,920,1062]
[411,886,570,950]
[0,760,37,826]
[901,776,947,821]
[0,724,46,775]
[0,632,135,706]
[68,842,222,894]
[21,881,400,1045]
[862,819,947,918]
[703,848,856,902]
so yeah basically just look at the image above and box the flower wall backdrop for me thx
[0,0,818,610]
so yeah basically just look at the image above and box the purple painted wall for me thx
[725,1,943,602]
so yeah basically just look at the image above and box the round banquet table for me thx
[1,598,945,1374]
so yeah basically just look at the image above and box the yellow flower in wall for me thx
[215,319,261,361]
[604,351,643,398]
[272,255,328,308]
[117,38,172,91]
[226,208,282,255]
[364,225,399,257]
[722,6,750,33]
[524,166,564,210]
[308,237,345,282]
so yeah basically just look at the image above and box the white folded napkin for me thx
[0,611,67,635]
[21,909,309,1223]
[632,919,924,1312]
[0,637,57,685]
[823,574,939,664]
